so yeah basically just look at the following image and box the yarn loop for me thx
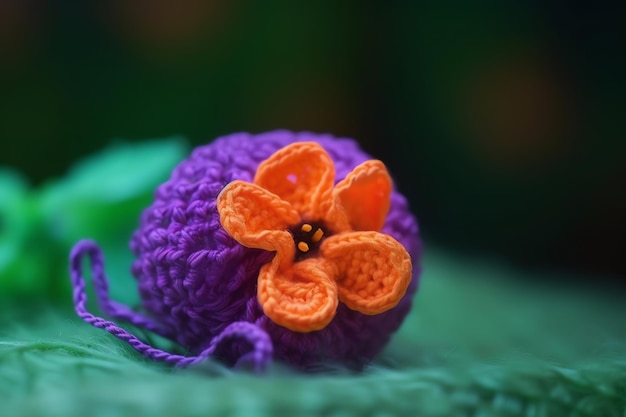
[69,239,273,371]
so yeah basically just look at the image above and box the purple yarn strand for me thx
[72,240,172,338]
[69,239,273,371]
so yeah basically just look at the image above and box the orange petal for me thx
[333,160,392,231]
[321,231,412,315]
[254,142,335,221]
[257,258,338,332]
[217,180,300,256]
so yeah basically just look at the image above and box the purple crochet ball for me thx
[130,130,422,369]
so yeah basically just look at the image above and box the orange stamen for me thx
[312,228,324,243]
[297,241,310,253]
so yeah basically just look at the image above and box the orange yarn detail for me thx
[217,142,412,333]
[334,160,392,231]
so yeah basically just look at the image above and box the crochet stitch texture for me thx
[73,130,421,370]
[217,142,413,333]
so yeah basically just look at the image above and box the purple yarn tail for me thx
[71,240,173,339]
[69,239,273,372]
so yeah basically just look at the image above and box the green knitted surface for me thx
[1,141,625,417]
[2,249,625,417]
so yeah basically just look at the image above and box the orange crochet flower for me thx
[217,142,412,332]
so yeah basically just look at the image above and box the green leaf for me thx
[0,168,53,296]
[0,168,29,269]
[35,138,189,303]
[38,137,188,244]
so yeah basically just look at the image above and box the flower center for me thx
[288,221,327,261]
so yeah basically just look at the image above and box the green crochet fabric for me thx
[2,250,626,417]
[1,141,625,416]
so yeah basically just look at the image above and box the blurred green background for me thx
[1,1,625,290]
